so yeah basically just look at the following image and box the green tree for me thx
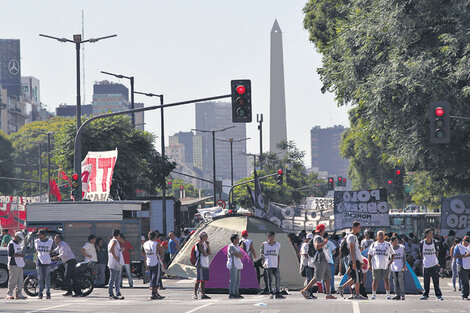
[53,115,175,200]
[0,131,17,194]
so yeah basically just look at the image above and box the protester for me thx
[450,238,462,292]
[53,234,81,297]
[419,229,443,300]
[108,229,124,300]
[338,232,348,275]
[95,237,108,287]
[34,229,53,299]
[361,230,374,251]
[143,231,165,300]
[0,229,8,243]
[1,229,12,247]
[194,231,212,300]
[81,234,97,270]
[390,236,406,300]
[119,234,134,288]
[337,221,367,300]
[368,230,395,300]
[240,230,257,261]
[227,234,244,299]
[169,231,180,259]
[453,236,470,300]
[260,231,284,299]
[299,234,315,298]
[323,232,337,294]
[6,231,26,299]
[300,224,336,300]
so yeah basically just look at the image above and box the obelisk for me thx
[269,19,288,155]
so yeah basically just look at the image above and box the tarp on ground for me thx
[205,245,259,293]
[340,248,423,294]
[167,214,304,290]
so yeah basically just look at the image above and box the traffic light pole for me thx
[257,114,263,170]
[228,172,278,211]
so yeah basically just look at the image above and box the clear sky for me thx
[2,0,350,166]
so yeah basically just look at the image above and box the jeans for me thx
[108,268,121,296]
[391,271,405,297]
[423,265,442,297]
[37,264,51,295]
[64,259,80,294]
[95,263,107,286]
[229,269,241,296]
[452,260,462,290]
[121,264,133,287]
[266,268,280,295]
[458,266,469,298]
[305,266,315,295]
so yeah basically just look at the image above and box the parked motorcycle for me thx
[23,260,94,297]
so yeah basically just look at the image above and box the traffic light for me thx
[430,101,450,144]
[168,181,172,188]
[231,80,252,123]
[327,177,334,190]
[180,185,184,190]
[71,173,79,200]
[337,176,343,187]
[394,169,404,185]
[342,178,347,187]
[276,169,284,185]
[387,179,393,186]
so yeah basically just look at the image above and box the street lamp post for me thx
[192,126,235,206]
[40,33,117,201]
[216,137,250,187]
[100,71,135,127]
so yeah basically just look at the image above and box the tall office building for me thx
[310,125,350,177]
[169,131,196,165]
[269,20,287,154]
[0,40,21,99]
[195,101,247,183]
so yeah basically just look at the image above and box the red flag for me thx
[49,180,62,202]
[59,171,69,181]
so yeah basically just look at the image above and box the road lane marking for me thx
[185,302,215,313]
[26,303,71,313]
[352,301,360,313]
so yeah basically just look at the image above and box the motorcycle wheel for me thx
[23,276,39,297]
[78,275,94,297]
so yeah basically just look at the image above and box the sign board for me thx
[441,195,470,237]
[267,202,333,231]
[334,189,389,230]
[81,149,118,201]
[306,197,334,210]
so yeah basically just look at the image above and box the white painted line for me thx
[176,279,196,284]
[352,301,360,313]
[26,303,71,313]
[185,302,215,313]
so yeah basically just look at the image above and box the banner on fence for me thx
[441,195,470,237]
[334,189,389,230]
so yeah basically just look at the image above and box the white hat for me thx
[306,233,314,240]
[15,231,24,241]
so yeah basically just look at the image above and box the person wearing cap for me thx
[453,236,470,300]
[300,224,337,300]
[239,230,257,261]
[34,229,53,299]
[6,231,26,299]
[194,231,211,299]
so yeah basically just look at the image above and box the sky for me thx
[1,0,350,166]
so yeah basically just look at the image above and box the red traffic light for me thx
[338,177,342,181]
[168,181,172,185]
[72,173,79,180]
[278,169,283,175]
[435,107,444,117]
[395,170,401,175]
[180,185,184,189]
[387,180,393,185]
[328,178,333,182]
[236,85,246,95]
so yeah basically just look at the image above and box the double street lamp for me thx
[40,32,117,200]
[192,126,235,206]
[216,137,250,187]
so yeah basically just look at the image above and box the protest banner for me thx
[441,195,470,237]
[334,189,389,230]
[267,202,333,231]
[81,149,118,201]
[306,197,334,210]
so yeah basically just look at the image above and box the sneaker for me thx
[420,296,428,300]
[401,296,405,300]
[193,295,198,300]
[275,294,285,299]
[46,294,51,300]
[386,295,392,300]
[116,294,125,300]
[150,295,159,300]
[63,292,73,297]
[326,295,337,300]
[235,295,244,299]
[436,296,443,301]
[269,294,274,299]
[6,295,14,300]
[300,290,309,299]
[109,295,118,300]
[259,289,270,295]
[38,294,43,300]
[355,295,367,300]
[337,286,344,298]
[348,295,355,299]
[201,295,211,300]
[16,294,27,300]
[371,294,376,300]
[228,295,236,299]
[392,295,400,300]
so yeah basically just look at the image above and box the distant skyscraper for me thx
[0,39,21,98]
[195,101,247,182]
[269,20,287,154]
[310,125,350,177]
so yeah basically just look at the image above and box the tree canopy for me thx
[0,131,17,194]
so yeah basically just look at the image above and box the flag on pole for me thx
[59,171,69,181]
[49,179,62,202]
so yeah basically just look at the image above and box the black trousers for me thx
[458,266,470,298]
[423,265,442,297]
[64,259,81,294]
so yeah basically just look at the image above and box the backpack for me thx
[307,239,317,258]
[340,236,351,257]
[190,241,201,266]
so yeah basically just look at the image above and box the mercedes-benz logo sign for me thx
[8,59,19,75]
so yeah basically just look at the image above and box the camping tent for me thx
[167,214,304,290]
[205,245,259,293]
[339,248,423,294]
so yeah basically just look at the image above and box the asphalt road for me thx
[0,277,469,313]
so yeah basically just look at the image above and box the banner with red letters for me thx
[81,149,118,201]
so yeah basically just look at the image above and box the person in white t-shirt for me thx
[227,234,244,299]
[34,229,53,299]
[108,229,124,300]
[6,232,26,300]
[260,231,283,299]
[453,236,470,300]
[194,232,212,300]
[81,235,97,268]
[390,236,406,300]
[419,229,443,301]
[143,231,165,300]
[368,230,395,300]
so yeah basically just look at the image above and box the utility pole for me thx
[38,143,42,197]
[257,114,263,170]
[47,132,51,202]
[101,71,135,128]
[216,137,250,187]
